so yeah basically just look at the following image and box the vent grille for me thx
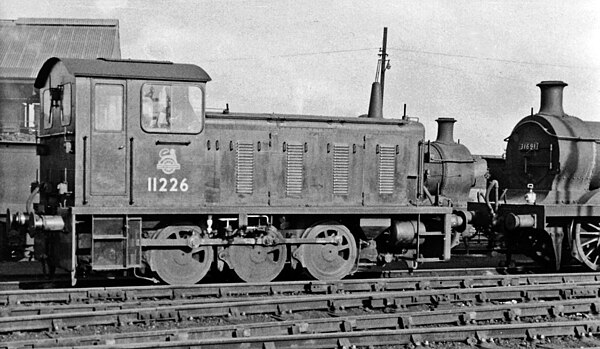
[236,142,254,194]
[378,145,396,194]
[286,144,304,196]
[333,144,349,195]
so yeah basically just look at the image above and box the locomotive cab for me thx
[12,57,211,280]
[34,57,210,207]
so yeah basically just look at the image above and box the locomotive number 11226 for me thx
[147,177,189,192]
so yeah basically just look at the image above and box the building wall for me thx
[0,142,38,260]
[0,142,38,211]
[0,82,34,133]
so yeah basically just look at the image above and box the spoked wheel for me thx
[573,221,600,270]
[149,225,213,285]
[226,229,287,282]
[300,223,357,280]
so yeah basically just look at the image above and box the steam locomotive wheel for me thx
[574,221,600,270]
[301,223,357,280]
[150,226,214,284]
[227,229,287,282]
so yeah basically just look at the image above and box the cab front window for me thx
[141,83,204,134]
[42,84,72,129]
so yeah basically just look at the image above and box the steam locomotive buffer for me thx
[6,57,484,285]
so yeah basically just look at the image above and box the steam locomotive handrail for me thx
[417,140,424,199]
[25,187,39,214]
[505,120,600,143]
[485,180,499,213]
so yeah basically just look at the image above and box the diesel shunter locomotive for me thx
[6,57,485,285]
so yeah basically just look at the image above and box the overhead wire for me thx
[201,44,599,93]
[203,47,377,63]
[204,45,598,71]
[388,47,598,70]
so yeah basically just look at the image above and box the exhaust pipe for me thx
[435,117,457,144]
[537,81,567,117]
[367,81,383,118]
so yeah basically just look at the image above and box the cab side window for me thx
[60,84,72,126]
[42,89,51,129]
[141,83,204,134]
[94,84,123,131]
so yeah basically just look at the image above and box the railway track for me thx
[2,273,600,347]
[2,285,600,347]
[5,321,600,349]
[3,281,600,331]
[1,270,599,308]
[57,321,600,349]
[0,262,571,291]
[2,272,600,347]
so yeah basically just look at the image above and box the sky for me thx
[1,0,599,154]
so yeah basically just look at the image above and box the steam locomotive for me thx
[469,81,600,271]
[6,56,598,286]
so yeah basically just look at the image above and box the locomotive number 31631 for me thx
[147,177,189,192]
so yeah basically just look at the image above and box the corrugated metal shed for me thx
[0,18,121,80]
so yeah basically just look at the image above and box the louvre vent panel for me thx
[378,145,396,194]
[286,144,304,195]
[333,144,350,195]
[236,142,254,194]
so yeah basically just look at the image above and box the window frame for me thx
[92,80,126,133]
[140,81,205,135]
[42,89,52,129]
[60,83,72,127]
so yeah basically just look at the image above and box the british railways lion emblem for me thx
[157,148,181,174]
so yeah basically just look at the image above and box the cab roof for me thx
[34,57,211,88]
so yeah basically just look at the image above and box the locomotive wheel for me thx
[226,229,287,282]
[149,226,214,285]
[300,223,357,281]
[574,222,600,270]
[521,229,555,268]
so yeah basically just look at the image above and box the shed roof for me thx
[35,57,211,88]
[0,18,121,80]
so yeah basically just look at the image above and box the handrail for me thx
[129,137,134,205]
[82,136,88,205]
[155,140,191,146]
[505,120,600,143]
[417,140,424,199]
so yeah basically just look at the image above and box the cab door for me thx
[90,80,127,196]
